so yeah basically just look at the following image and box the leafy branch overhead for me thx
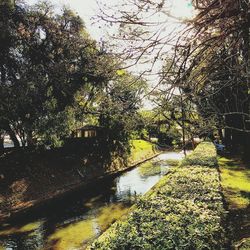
[96,0,250,159]
[0,0,145,150]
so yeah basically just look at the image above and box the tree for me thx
[99,70,147,156]
[0,1,112,147]
[97,0,250,159]
[179,0,250,158]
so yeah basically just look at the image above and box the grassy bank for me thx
[88,142,227,250]
[128,140,157,164]
[219,156,250,249]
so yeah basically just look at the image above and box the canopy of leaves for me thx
[0,0,114,147]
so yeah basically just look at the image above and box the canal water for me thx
[0,151,184,250]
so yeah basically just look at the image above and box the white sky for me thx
[25,0,194,109]
[26,0,194,41]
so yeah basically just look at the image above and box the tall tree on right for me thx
[182,0,250,158]
[97,0,250,159]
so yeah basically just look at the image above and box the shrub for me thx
[88,142,226,250]
[181,142,217,167]
[164,159,180,166]
[158,128,182,147]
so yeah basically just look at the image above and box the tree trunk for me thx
[224,115,232,151]
[5,124,20,148]
[242,0,250,161]
[224,129,231,148]
[191,136,195,150]
[218,129,224,144]
[180,90,186,156]
[0,133,4,153]
[230,114,244,154]
[27,130,34,147]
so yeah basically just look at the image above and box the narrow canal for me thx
[0,151,184,250]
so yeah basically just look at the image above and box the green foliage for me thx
[181,142,217,167]
[138,161,161,177]
[163,159,180,166]
[88,142,227,249]
[0,1,112,147]
[35,108,75,147]
[140,129,149,140]
[99,73,146,156]
[139,109,183,147]
[158,127,182,146]
[138,110,159,137]
[130,129,149,140]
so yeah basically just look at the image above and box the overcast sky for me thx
[26,0,194,41]
[25,0,194,109]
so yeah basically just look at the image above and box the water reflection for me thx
[0,151,183,250]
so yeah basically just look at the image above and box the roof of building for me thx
[76,125,103,131]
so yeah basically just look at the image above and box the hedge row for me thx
[181,141,218,167]
[88,142,227,250]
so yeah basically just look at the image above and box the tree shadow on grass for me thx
[228,206,250,248]
[240,191,250,201]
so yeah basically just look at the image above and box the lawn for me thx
[219,156,250,249]
[129,140,157,164]
[219,157,250,209]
